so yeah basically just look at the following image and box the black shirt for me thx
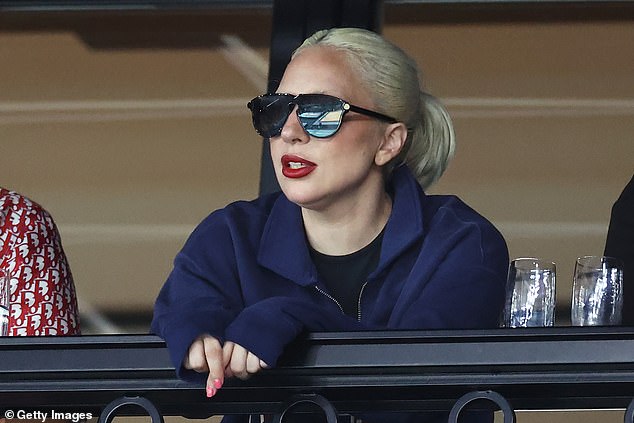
[309,229,385,318]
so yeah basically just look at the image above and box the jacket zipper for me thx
[356,281,369,321]
[314,285,344,314]
[315,282,369,322]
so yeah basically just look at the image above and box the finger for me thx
[201,336,224,397]
[183,337,209,372]
[229,343,250,380]
[246,351,263,374]
[260,359,269,369]
[222,341,235,378]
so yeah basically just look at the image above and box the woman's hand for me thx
[183,334,226,397]
[183,334,269,397]
[223,341,269,380]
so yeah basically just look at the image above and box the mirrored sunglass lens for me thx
[297,96,344,138]
[251,95,293,137]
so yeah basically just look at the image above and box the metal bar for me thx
[1,329,634,416]
[0,0,272,12]
[257,0,305,196]
[2,0,634,13]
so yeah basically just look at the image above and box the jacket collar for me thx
[374,165,425,275]
[257,165,426,285]
[257,196,317,286]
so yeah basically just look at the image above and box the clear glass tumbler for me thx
[502,258,557,327]
[571,255,623,326]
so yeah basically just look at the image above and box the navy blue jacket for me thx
[151,165,509,416]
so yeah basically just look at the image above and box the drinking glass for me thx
[502,258,557,327]
[571,255,623,326]
[0,270,10,336]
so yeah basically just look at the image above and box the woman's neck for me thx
[301,188,392,256]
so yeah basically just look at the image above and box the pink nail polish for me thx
[206,385,215,398]
[213,378,223,389]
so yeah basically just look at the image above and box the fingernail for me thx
[213,378,223,389]
[206,385,216,398]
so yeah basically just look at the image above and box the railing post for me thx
[624,398,634,423]
[272,393,339,423]
[98,396,164,423]
[448,390,516,423]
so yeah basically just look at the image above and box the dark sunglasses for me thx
[247,93,398,139]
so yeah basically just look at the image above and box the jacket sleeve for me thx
[224,296,364,367]
[151,212,244,381]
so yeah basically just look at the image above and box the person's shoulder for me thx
[422,194,509,267]
[424,194,481,219]
[0,188,54,224]
[608,174,634,228]
[424,194,505,240]
[614,174,634,207]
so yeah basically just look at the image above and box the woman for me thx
[152,28,508,421]
[0,187,80,335]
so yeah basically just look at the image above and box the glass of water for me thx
[0,270,10,336]
[502,258,557,327]
[571,256,623,326]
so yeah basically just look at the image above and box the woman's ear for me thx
[375,122,408,166]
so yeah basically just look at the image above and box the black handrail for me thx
[2,328,634,420]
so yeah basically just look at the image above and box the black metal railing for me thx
[2,327,634,422]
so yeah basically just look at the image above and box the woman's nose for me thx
[279,106,309,143]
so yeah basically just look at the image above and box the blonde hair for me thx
[294,27,455,190]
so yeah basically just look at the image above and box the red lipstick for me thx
[281,154,317,179]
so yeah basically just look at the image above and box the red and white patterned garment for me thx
[0,188,80,335]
